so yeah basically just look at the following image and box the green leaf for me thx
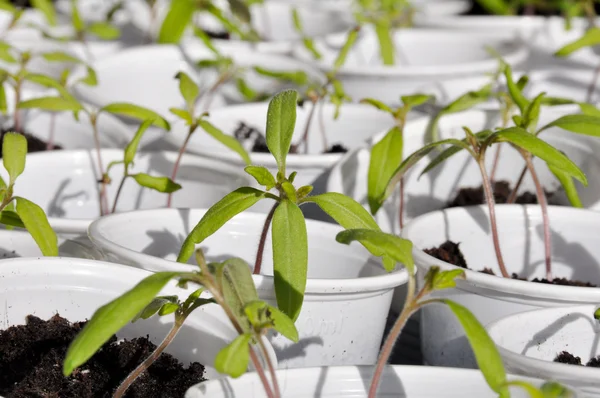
[158,0,195,43]
[17,96,84,112]
[169,107,193,124]
[131,174,182,193]
[493,127,587,184]
[63,272,181,376]
[244,165,276,190]
[3,132,26,184]
[442,83,492,114]
[228,0,251,23]
[158,302,179,316]
[253,66,309,87]
[424,266,465,291]
[302,38,321,60]
[0,209,24,228]
[548,164,583,208]
[401,94,433,108]
[360,98,393,114]
[439,299,508,395]
[374,21,394,65]
[272,199,307,321]
[124,119,154,166]
[334,26,360,71]
[302,192,379,230]
[539,381,575,398]
[555,27,600,57]
[214,334,251,378]
[296,185,312,199]
[198,119,251,165]
[368,126,403,214]
[538,114,600,137]
[15,197,58,257]
[265,90,298,175]
[175,71,199,109]
[504,65,529,114]
[41,51,81,63]
[235,77,259,101]
[177,187,270,263]
[522,92,545,132]
[474,0,512,14]
[87,22,120,40]
[100,103,170,130]
[32,0,57,26]
[281,181,296,202]
[24,73,70,98]
[71,0,84,32]
[419,143,469,178]
[266,304,298,342]
[335,229,414,273]
[579,102,600,117]
[132,295,179,322]
[594,307,600,320]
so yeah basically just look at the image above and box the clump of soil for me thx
[447,180,560,208]
[0,314,205,398]
[554,351,600,367]
[0,128,62,156]
[232,121,347,154]
[425,240,597,287]
[8,0,54,7]
[202,29,230,40]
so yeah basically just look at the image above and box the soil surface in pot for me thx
[554,351,600,367]
[0,314,205,397]
[447,181,560,208]
[0,128,62,155]
[233,121,348,154]
[425,240,597,287]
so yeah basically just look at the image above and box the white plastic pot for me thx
[185,365,565,398]
[88,208,409,368]
[164,101,394,190]
[278,0,471,16]
[488,304,600,397]
[0,229,100,259]
[127,0,352,54]
[292,27,528,104]
[3,149,249,235]
[327,108,600,235]
[0,257,276,386]
[402,205,600,369]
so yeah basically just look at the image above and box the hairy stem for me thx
[507,165,528,204]
[91,117,109,216]
[522,152,553,281]
[167,125,196,208]
[113,320,185,398]
[254,203,278,274]
[257,336,280,398]
[398,177,404,230]
[111,174,128,214]
[490,144,502,183]
[477,157,509,278]
[368,276,416,398]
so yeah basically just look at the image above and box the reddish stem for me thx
[299,99,317,154]
[507,165,528,204]
[522,152,553,281]
[586,62,600,103]
[167,126,195,208]
[91,118,109,216]
[477,157,509,278]
[254,203,278,274]
[398,177,404,230]
[490,143,502,183]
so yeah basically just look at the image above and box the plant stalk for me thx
[490,144,502,183]
[167,124,196,208]
[254,203,278,274]
[317,100,328,152]
[522,152,553,281]
[477,157,509,278]
[111,175,128,214]
[13,81,21,133]
[113,320,185,398]
[257,335,280,398]
[507,165,528,204]
[398,177,404,230]
[368,276,416,398]
[91,117,109,216]
[299,99,318,154]
[586,62,600,103]
[46,113,57,150]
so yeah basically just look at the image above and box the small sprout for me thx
[594,307,600,321]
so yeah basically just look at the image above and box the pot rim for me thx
[88,207,409,294]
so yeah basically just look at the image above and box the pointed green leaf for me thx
[177,187,270,263]
[131,173,182,193]
[442,83,493,114]
[579,102,600,117]
[538,114,600,137]
[334,26,360,70]
[32,0,57,26]
[402,94,434,108]
[87,22,120,40]
[419,142,470,178]
[158,0,195,43]
[158,302,179,316]
[78,66,97,87]
[548,163,583,208]
[228,0,251,23]
[266,90,298,175]
[17,96,84,112]
[132,295,179,322]
[169,107,193,124]
[335,229,414,273]
[368,126,403,214]
[302,192,379,230]
[473,0,512,14]
[302,37,321,60]
[374,21,394,65]
[0,209,25,228]
[360,98,393,114]
[235,77,259,101]
[215,334,251,378]
[24,73,70,97]
[253,66,309,87]
[101,103,169,130]
[272,199,307,321]
[296,185,312,198]
[504,65,529,114]
[494,127,587,184]
[244,165,276,190]
[3,132,26,184]
[198,119,251,165]
[439,299,508,395]
[555,27,600,57]
[41,51,82,63]
[63,272,181,376]
[124,119,154,166]
[244,301,299,342]
[281,181,296,202]
[522,92,545,132]
[175,71,199,109]
[15,197,58,256]
[424,266,465,291]
[71,0,84,32]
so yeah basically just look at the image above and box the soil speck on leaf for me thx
[0,314,205,398]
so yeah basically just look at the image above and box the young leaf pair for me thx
[63,252,296,398]
[0,132,58,256]
[336,228,573,398]
[176,89,395,322]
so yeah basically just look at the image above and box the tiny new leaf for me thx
[424,266,465,291]
[3,132,26,184]
[17,96,84,113]
[244,165,276,190]
[214,334,251,378]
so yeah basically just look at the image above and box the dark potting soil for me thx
[0,128,62,155]
[0,314,206,398]
[202,29,230,40]
[425,240,597,287]
[447,180,560,208]
[232,121,347,154]
[554,351,600,367]
[463,3,600,16]
[7,0,54,7]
